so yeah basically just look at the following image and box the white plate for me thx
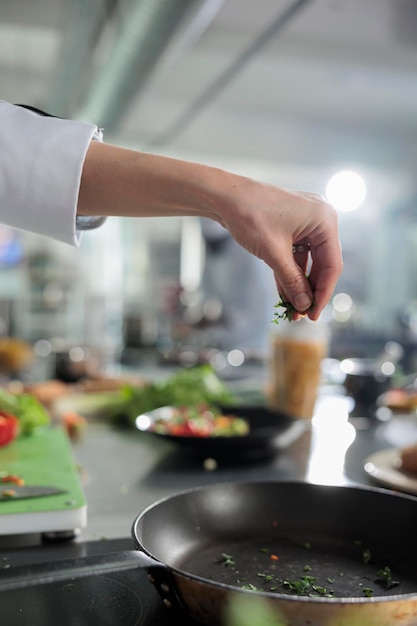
[364,448,417,495]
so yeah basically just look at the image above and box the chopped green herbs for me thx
[376,566,400,590]
[257,573,276,584]
[282,575,335,597]
[219,553,235,567]
[272,299,316,324]
[215,541,401,599]
[241,583,261,592]
[362,548,371,564]
[376,566,393,582]
[272,300,298,323]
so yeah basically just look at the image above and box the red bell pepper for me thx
[0,411,19,447]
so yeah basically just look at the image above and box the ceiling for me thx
[1,0,417,197]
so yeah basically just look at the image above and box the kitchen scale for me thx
[0,426,86,537]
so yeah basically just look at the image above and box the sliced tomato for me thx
[168,422,195,436]
[0,411,19,447]
[186,418,214,437]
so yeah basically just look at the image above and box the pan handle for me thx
[0,549,165,592]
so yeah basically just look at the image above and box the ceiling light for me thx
[325,170,366,212]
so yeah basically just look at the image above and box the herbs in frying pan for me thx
[282,575,335,598]
[262,573,335,597]
[218,553,235,567]
[215,543,402,599]
[347,566,400,598]
[376,565,393,583]
[375,566,400,590]
[217,551,336,597]
[362,548,372,564]
[241,583,262,592]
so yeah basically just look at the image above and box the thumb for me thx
[292,288,313,314]
[275,260,313,314]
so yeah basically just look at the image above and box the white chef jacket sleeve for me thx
[0,100,105,246]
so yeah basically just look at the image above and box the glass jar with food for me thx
[268,316,329,419]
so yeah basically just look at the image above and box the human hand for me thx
[78,145,341,320]
[215,179,343,321]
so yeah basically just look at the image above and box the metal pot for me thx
[341,358,393,414]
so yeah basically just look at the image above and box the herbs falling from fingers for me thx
[272,298,316,324]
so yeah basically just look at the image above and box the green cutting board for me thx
[0,426,86,535]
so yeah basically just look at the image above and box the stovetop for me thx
[0,537,199,626]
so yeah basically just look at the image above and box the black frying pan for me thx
[1,481,417,626]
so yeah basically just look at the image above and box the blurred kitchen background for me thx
[1,0,417,381]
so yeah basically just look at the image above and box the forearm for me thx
[77,141,236,223]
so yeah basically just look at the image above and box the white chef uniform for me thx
[0,100,105,246]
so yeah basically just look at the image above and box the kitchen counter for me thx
[72,392,415,541]
[1,386,415,546]
[43,391,417,542]
[69,395,336,541]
